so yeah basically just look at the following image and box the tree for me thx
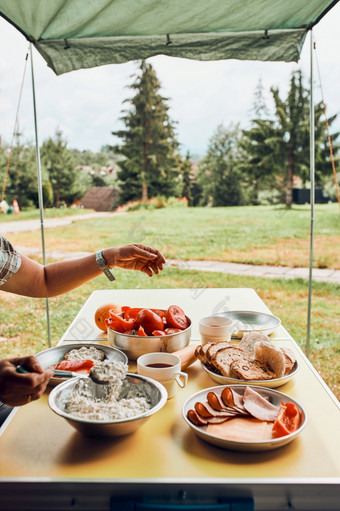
[113,61,181,204]
[41,130,89,207]
[242,70,339,207]
[250,77,269,119]
[197,123,244,207]
[0,131,40,208]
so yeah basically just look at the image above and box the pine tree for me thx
[113,61,180,204]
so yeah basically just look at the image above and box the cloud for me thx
[1,4,339,157]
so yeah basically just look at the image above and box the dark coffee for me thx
[146,363,173,368]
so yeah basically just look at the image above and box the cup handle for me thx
[175,371,188,388]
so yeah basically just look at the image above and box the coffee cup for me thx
[199,315,240,344]
[137,352,188,399]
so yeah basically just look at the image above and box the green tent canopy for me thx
[0,0,338,75]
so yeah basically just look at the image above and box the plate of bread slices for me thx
[195,331,298,388]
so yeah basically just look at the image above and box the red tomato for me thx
[166,305,189,330]
[137,325,147,336]
[272,402,301,438]
[152,330,166,336]
[164,328,182,335]
[136,309,164,336]
[55,359,95,373]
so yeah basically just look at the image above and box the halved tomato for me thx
[152,330,166,336]
[166,305,189,330]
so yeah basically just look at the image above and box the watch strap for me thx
[95,250,115,281]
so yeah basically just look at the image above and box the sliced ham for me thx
[207,417,273,442]
[242,386,280,421]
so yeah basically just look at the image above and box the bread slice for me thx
[212,346,247,377]
[229,359,276,380]
[239,331,272,357]
[254,341,286,378]
[207,341,232,361]
[195,343,214,364]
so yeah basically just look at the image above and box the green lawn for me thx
[6,203,340,269]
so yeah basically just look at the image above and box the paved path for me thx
[2,213,339,284]
[0,212,116,234]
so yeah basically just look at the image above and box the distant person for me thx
[0,234,165,422]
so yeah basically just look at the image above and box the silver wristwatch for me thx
[95,250,115,281]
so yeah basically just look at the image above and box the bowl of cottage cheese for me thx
[48,361,167,437]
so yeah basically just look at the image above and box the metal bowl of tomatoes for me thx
[107,305,191,360]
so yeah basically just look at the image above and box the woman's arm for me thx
[1,244,165,297]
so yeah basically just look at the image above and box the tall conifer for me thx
[113,61,180,204]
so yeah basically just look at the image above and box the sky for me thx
[1,4,340,158]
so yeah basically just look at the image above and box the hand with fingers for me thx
[0,356,53,407]
[105,244,166,277]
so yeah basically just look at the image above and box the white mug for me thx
[199,315,240,344]
[137,352,188,399]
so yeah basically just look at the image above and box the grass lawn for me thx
[0,204,339,398]
[6,203,340,269]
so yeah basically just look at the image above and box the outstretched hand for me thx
[106,244,166,277]
[0,356,53,406]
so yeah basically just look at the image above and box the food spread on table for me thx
[187,386,301,441]
[46,303,304,448]
[195,331,296,381]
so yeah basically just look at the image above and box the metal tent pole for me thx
[306,30,315,359]
[30,43,51,348]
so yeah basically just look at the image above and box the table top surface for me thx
[1,288,339,483]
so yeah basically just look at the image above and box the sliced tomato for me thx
[55,359,95,373]
[152,330,166,336]
[164,327,182,335]
[137,325,147,336]
[166,305,189,330]
[272,401,301,438]
[136,309,164,335]
[105,313,136,333]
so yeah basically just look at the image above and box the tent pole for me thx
[306,30,315,359]
[30,43,51,349]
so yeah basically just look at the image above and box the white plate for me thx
[201,360,299,388]
[182,385,307,452]
[36,343,128,386]
[214,310,281,338]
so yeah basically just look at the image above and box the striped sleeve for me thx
[0,236,22,286]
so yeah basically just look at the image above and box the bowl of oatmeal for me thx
[48,361,167,437]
